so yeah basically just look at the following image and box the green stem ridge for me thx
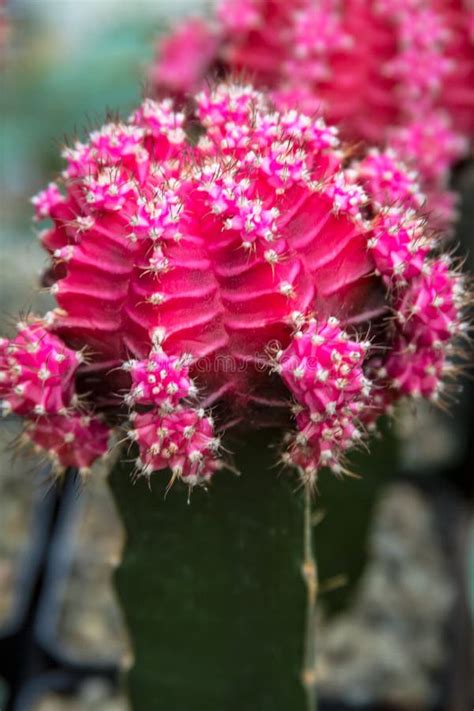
[302,484,318,711]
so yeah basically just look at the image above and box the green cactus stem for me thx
[109,427,397,710]
[110,432,316,710]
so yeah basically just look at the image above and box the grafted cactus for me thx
[0,82,470,708]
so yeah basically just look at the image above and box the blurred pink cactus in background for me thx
[151,17,220,98]
[152,0,474,229]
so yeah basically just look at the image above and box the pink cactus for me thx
[151,0,474,229]
[150,18,220,98]
[123,345,196,410]
[1,83,468,486]
[0,321,82,417]
[26,413,111,471]
[153,0,474,138]
[357,148,425,212]
[277,318,372,477]
[129,408,222,486]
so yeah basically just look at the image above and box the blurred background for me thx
[0,1,473,709]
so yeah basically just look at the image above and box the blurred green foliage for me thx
[1,6,171,242]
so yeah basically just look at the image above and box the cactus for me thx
[151,0,474,229]
[1,81,468,478]
[1,82,470,706]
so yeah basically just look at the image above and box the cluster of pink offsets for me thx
[0,82,469,487]
[357,148,425,212]
[26,414,110,473]
[129,408,222,487]
[277,318,372,477]
[0,321,80,417]
[152,0,474,229]
[123,345,219,486]
[0,321,109,473]
[385,257,465,400]
[369,207,432,282]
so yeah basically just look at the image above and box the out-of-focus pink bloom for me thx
[26,414,110,471]
[149,18,220,97]
[152,0,474,229]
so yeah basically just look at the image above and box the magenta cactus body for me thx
[0,83,468,485]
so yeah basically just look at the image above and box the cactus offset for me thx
[0,321,82,418]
